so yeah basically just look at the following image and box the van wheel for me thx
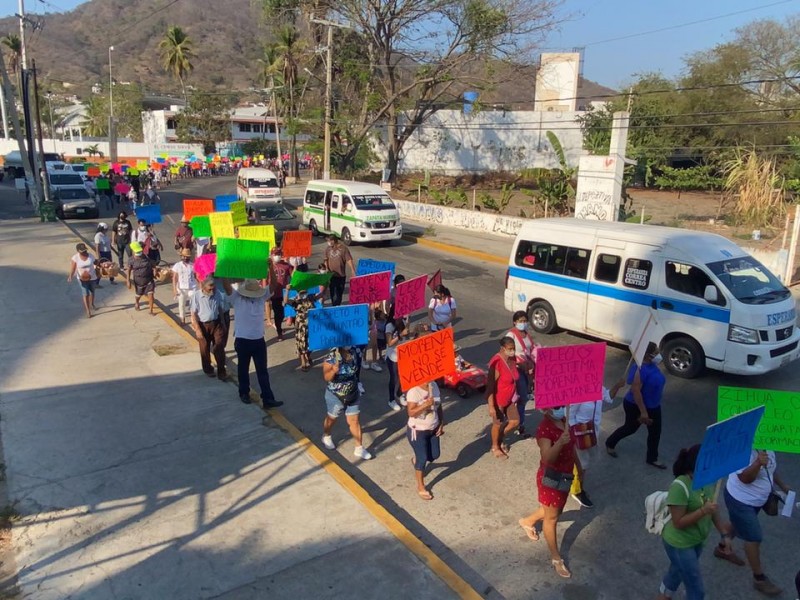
[662,337,705,379]
[309,219,319,236]
[528,300,558,334]
[341,227,352,246]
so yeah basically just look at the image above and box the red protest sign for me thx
[534,342,607,409]
[348,271,391,305]
[281,230,312,257]
[87,166,101,177]
[393,274,427,318]
[183,199,214,220]
[427,269,442,292]
[397,328,456,392]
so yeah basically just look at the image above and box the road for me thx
[67,176,800,600]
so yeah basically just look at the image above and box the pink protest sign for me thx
[534,342,607,409]
[194,253,216,281]
[348,271,391,305]
[114,183,131,195]
[393,274,427,318]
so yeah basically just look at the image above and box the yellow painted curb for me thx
[403,235,508,265]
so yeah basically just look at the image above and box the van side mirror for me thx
[703,285,719,304]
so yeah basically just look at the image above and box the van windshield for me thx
[50,174,84,186]
[352,194,394,210]
[707,257,789,304]
[247,177,278,189]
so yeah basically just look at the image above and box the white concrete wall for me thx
[373,109,587,176]
[534,53,581,112]
[0,139,203,160]
[394,198,526,237]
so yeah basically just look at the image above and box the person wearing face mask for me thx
[428,285,457,331]
[486,336,521,459]
[111,211,133,269]
[268,248,293,340]
[605,342,668,469]
[506,311,538,439]
[323,234,355,306]
[171,249,197,323]
[518,405,579,579]
[134,219,149,244]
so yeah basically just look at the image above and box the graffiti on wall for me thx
[396,200,525,237]
[574,190,613,221]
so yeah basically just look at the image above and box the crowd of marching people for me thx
[66,212,797,597]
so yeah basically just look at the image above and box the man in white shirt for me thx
[222,278,283,408]
[171,249,197,322]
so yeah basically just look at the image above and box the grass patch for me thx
[423,225,437,237]
[152,343,187,356]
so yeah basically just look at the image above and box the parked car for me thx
[53,186,98,219]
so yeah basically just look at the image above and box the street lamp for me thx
[108,45,116,162]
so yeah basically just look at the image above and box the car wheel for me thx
[341,227,352,246]
[309,219,319,236]
[528,300,558,334]
[455,383,470,398]
[56,208,64,220]
[662,337,705,379]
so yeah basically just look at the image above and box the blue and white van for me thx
[504,218,799,378]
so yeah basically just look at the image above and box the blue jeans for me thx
[660,539,705,600]
[407,427,440,470]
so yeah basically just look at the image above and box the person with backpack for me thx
[656,444,740,600]
[428,284,457,331]
[321,346,372,460]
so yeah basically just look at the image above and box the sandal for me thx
[714,545,745,566]
[551,558,571,579]
[491,448,508,460]
[501,444,510,454]
[518,519,539,542]
[418,489,433,501]
[605,445,618,458]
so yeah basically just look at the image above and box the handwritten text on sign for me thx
[307,304,370,352]
[348,271,392,305]
[238,225,276,248]
[282,230,312,257]
[693,406,766,489]
[397,328,456,392]
[534,342,607,409]
[718,386,800,454]
[209,211,235,242]
[183,199,214,220]
[215,238,269,279]
[194,253,216,281]
[393,274,427,318]
[356,258,396,278]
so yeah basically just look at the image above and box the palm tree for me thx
[83,96,108,138]
[158,26,194,104]
[272,25,304,178]
[1,34,22,84]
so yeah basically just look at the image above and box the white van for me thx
[236,168,281,204]
[302,180,402,245]
[505,218,800,378]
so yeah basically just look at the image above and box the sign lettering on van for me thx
[766,309,796,326]
[624,267,649,288]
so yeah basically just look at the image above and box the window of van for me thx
[515,241,582,275]
[666,261,726,304]
[49,173,84,186]
[594,254,621,283]
[306,190,324,206]
[247,177,278,189]
[564,248,591,279]
[623,259,652,289]
[707,256,789,304]
[352,194,394,209]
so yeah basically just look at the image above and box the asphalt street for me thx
[64,175,800,600]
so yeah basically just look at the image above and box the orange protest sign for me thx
[397,328,456,392]
[183,199,214,220]
[87,167,101,177]
[281,230,312,257]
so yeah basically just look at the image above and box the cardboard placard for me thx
[348,271,392,305]
[215,238,270,279]
[281,230,312,257]
[183,199,214,220]
[693,406,766,489]
[137,160,149,170]
[427,269,442,292]
[114,183,131,195]
[209,211,235,242]
[284,287,323,318]
[215,194,238,212]
[534,343,607,409]
[230,200,248,227]
[718,387,800,454]
[95,178,110,190]
[194,253,216,281]
[393,274,427,318]
[135,205,162,224]
[289,270,333,292]
[307,304,370,352]
[238,225,275,248]
[397,328,456,392]
[87,167,101,177]
[190,216,212,238]
[356,258,396,278]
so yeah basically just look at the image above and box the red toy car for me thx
[443,360,488,398]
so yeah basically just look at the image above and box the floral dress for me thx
[286,294,318,354]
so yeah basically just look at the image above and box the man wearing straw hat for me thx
[222,279,282,408]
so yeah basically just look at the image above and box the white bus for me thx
[301,180,402,245]
[505,218,800,378]
[236,168,282,204]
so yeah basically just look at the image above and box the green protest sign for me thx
[95,178,110,190]
[289,270,333,292]
[718,386,800,454]
[215,238,270,279]
[190,215,212,238]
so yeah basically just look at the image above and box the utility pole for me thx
[18,0,28,71]
[108,45,117,163]
[0,85,9,138]
[309,15,350,180]
[269,75,282,168]
[32,60,51,203]
[46,92,56,149]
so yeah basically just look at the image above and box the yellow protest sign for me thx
[238,225,276,248]
[230,200,248,226]
[209,211,235,243]
[136,160,148,170]
[99,163,110,173]
[170,166,179,175]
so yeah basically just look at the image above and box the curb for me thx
[401,234,508,265]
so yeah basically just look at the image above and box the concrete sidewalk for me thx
[0,187,465,599]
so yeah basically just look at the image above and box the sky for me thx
[1,0,798,88]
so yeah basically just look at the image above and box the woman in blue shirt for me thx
[605,342,668,468]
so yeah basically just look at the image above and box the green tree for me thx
[81,88,144,141]
[176,92,233,154]
[159,26,195,103]
[1,34,21,79]
[271,25,305,178]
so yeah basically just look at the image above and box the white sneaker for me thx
[321,435,335,450]
[354,446,373,460]
[358,382,366,395]
[398,394,407,407]
[370,362,383,372]
[388,401,401,412]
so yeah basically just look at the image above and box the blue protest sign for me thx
[693,405,765,489]
[215,194,238,212]
[284,287,323,318]
[356,258,396,278]
[307,304,369,352]
[134,204,162,224]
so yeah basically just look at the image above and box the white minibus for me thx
[236,168,282,204]
[301,180,402,245]
[504,218,800,378]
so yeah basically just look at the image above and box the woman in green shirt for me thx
[657,444,742,600]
